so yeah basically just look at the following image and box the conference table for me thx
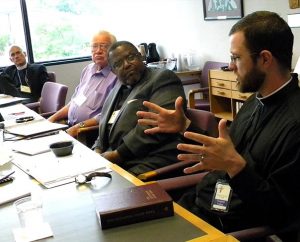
[0,103,238,242]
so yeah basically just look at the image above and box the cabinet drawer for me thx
[211,87,231,98]
[232,91,252,101]
[211,79,231,89]
[210,70,236,81]
[231,81,239,90]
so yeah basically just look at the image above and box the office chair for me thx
[188,61,228,110]
[26,81,68,118]
[137,108,218,181]
[47,71,56,83]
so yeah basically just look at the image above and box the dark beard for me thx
[238,66,265,93]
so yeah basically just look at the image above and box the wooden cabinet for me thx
[209,69,253,121]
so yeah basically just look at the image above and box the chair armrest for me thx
[137,161,198,181]
[77,125,99,135]
[25,101,40,111]
[188,87,209,108]
[188,87,209,95]
[155,172,208,191]
[228,226,274,241]
[40,111,59,119]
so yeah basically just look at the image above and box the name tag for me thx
[20,85,31,93]
[108,110,120,124]
[211,180,232,212]
[74,93,87,106]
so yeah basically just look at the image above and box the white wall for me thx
[48,0,300,102]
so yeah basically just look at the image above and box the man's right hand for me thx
[137,96,190,135]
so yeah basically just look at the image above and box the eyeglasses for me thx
[90,43,110,51]
[111,53,140,70]
[230,55,240,64]
[230,52,258,64]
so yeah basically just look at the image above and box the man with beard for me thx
[92,41,186,176]
[137,11,300,239]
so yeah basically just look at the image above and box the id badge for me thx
[74,93,87,106]
[108,110,120,124]
[211,180,232,212]
[20,85,31,93]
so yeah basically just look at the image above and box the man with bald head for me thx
[1,45,49,103]
[48,31,118,147]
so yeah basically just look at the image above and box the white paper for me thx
[13,222,53,242]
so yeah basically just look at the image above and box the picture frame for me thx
[203,0,244,20]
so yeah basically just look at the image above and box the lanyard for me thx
[17,69,29,86]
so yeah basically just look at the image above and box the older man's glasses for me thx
[112,53,140,70]
[91,43,110,51]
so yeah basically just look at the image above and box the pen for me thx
[0,176,14,184]
[0,171,15,183]
[9,112,25,116]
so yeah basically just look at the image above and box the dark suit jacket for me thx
[94,68,186,175]
[3,63,49,102]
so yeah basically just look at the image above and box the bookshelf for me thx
[209,69,253,121]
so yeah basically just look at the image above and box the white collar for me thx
[16,63,28,70]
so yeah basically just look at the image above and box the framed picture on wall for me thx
[203,0,244,20]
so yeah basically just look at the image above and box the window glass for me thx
[0,0,26,67]
[26,0,106,62]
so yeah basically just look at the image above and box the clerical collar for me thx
[16,63,28,70]
[256,76,293,101]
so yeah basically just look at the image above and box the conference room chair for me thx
[188,61,228,110]
[137,108,218,182]
[26,81,68,118]
[47,71,56,83]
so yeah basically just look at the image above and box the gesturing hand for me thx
[137,96,190,134]
[177,119,246,177]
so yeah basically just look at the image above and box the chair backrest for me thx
[186,108,218,137]
[39,82,68,113]
[200,61,228,88]
[47,72,56,83]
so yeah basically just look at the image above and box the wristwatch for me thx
[75,172,112,185]
[78,122,85,128]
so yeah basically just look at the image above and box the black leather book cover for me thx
[94,183,174,229]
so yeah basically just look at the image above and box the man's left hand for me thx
[178,119,246,178]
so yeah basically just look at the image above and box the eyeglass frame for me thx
[110,53,141,70]
[90,43,111,52]
[230,52,259,65]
